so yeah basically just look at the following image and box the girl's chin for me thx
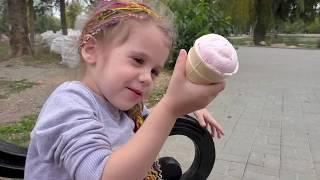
[117,102,143,111]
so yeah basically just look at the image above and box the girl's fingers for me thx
[207,114,224,136]
[217,129,222,139]
[209,122,224,138]
[215,124,224,135]
[196,115,206,127]
[172,49,187,76]
[207,123,214,137]
[212,126,216,138]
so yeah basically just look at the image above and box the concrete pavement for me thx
[160,47,320,180]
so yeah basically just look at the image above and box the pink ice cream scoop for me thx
[186,34,239,84]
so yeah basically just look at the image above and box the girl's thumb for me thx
[174,49,187,70]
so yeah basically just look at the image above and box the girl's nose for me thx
[139,70,152,86]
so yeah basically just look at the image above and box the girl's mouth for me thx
[127,87,143,96]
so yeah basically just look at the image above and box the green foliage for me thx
[35,15,60,33]
[217,0,256,33]
[258,0,275,28]
[9,79,36,93]
[217,0,320,39]
[0,79,37,99]
[282,19,306,33]
[0,114,37,147]
[166,0,232,68]
[66,3,83,28]
[0,16,8,34]
[0,0,8,33]
[0,43,10,61]
[306,17,320,33]
[277,17,320,33]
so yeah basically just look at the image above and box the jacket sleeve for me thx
[32,88,111,180]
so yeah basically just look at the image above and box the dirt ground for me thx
[0,59,75,124]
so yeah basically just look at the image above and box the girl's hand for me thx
[161,49,225,117]
[194,108,224,138]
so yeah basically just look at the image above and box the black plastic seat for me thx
[0,140,27,178]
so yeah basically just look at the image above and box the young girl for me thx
[24,0,225,179]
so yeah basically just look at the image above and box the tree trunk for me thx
[7,0,32,57]
[28,0,35,47]
[253,0,273,45]
[253,20,266,45]
[60,0,68,35]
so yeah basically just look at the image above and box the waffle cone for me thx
[186,47,224,84]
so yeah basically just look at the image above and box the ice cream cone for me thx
[186,34,239,84]
[186,47,222,84]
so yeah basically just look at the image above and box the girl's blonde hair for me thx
[79,0,176,51]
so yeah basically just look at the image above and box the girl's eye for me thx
[151,69,160,77]
[133,57,144,65]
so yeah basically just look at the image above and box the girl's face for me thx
[83,22,170,111]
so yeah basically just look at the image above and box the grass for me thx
[22,46,61,66]
[229,35,320,48]
[228,36,253,46]
[0,79,37,99]
[0,43,10,61]
[0,42,61,66]
[0,114,37,147]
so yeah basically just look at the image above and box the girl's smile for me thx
[127,87,143,98]
[81,21,171,111]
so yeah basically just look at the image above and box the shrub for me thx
[166,0,232,68]
[306,18,320,34]
[281,19,306,33]
[35,15,60,33]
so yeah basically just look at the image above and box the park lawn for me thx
[0,79,37,99]
[0,114,37,147]
[0,43,10,60]
[0,70,172,147]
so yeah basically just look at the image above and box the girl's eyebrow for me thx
[131,50,150,59]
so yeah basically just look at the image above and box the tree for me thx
[218,0,320,45]
[274,0,320,22]
[28,0,35,46]
[7,0,33,57]
[253,0,274,45]
[0,0,9,34]
[66,2,83,28]
[39,0,93,35]
[60,0,68,35]
[217,0,256,34]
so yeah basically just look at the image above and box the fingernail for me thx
[179,49,186,56]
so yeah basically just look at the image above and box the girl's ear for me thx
[81,36,98,65]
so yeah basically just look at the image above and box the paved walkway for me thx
[160,47,320,180]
